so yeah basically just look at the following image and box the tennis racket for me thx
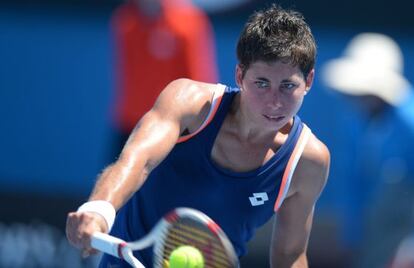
[91,207,239,268]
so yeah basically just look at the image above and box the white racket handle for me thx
[91,232,145,268]
[91,232,125,258]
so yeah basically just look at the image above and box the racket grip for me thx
[91,232,125,258]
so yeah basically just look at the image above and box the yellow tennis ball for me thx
[168,246,204,268]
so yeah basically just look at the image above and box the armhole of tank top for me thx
[177,84,226,143]
[273,124,312,212]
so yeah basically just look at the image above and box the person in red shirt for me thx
[111,0,218,148]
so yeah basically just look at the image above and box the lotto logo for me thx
[249,192,269,206]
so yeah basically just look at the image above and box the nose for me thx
[267,91,283,110]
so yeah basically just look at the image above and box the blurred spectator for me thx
[110,0,218,154]
[390,233,414,268]
[322,33,414,268]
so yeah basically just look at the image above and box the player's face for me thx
[236,60,314,129]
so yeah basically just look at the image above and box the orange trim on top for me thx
[177,86,225,143]
[274,125,310,212]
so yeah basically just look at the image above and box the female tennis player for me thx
[66,4,330,268]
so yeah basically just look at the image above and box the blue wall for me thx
[0,7,114,196]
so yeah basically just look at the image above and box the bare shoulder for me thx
[302,133,330,171]
[154,78,221,132]
[289,132,330,199]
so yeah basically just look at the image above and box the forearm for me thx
[271,252,308,268]
[65,157,147,253]
[89,155,150,210]
[292,253,308,268]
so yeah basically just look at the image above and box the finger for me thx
[81,249,90,259]
[89,248,99,255]
[82,247,98,258]
[67,215,85,247]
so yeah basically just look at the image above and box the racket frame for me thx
[91,207,238,268]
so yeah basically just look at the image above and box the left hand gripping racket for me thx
[91,207,239,268]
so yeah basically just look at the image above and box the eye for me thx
[254,81,270,89]
[280,83,297,91]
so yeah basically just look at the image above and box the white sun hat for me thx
[322,33,411,106]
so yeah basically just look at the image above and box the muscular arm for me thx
[66,78,214,254]
[270,135,330,268]
[89,104,181,209]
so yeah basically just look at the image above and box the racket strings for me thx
[165,229,228,266]
[156,218,236,268]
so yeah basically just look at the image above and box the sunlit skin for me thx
[232,61,314,138]
[209,60,315,174]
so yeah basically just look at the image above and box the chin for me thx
[268,116,294,131]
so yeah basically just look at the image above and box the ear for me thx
[304,69,315,95]
[235,64,244,88]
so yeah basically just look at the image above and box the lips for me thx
[263,114,285,121]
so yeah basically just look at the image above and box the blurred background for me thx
[1,0,414,267]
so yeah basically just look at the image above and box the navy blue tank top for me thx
[100,85,311,268]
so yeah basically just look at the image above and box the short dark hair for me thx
[236,4,316,78]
